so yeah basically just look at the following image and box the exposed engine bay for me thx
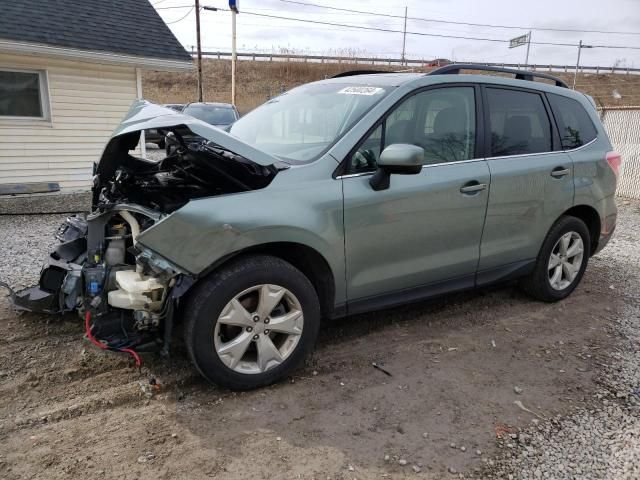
[95,130,278,213]
[1,123,283,362]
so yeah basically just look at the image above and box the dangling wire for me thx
[84,310,141,367]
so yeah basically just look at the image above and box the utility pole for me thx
[231,6,237,105]
[195,0,203,102]
[401,6,407,66]
[573,40,593,90]
[525,30,531,65]
[203,3,235,104]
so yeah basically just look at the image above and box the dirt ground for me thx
[0,202,637,480]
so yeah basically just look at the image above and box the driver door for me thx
[341,85,490,310]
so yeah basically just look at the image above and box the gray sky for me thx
[154,0,640,67]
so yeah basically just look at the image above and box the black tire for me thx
[521,216,591,302]
[183,255,321,390]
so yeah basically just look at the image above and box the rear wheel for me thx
[183,255,321,390]
[521,216,590,302]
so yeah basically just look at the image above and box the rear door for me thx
[477,86,574,282]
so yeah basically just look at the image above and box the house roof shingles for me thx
[0,0,192,63]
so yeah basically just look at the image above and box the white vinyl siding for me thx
[0,53,137,191]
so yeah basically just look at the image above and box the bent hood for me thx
[107,100,282,167]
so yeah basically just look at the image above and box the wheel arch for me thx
[203,242,337,320]
[561,204,601,255]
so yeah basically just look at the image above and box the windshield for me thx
[183,105,237,125]
[229,83,391,162]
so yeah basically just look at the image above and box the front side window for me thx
[547,93,597,149]
[0,69,47,118]
[229,83,391,163]
[350,86,476,173]
[486,88,552,157]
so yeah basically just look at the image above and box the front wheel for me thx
[521,216,591,302]
[183,255,321,390]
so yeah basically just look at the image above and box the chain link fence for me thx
[600,108,640,199]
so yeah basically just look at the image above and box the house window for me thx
[0,69,50,119]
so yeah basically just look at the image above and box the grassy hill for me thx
[143,59,640,114]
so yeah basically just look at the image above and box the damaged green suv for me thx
[5,65,619,390]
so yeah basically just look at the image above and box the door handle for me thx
[551,167,570,178]
[460,181,487,194]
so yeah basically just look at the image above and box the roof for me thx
[184,102,237,108]
[321,73,424,87]
[0,0,192,63]
[321,68,575,97]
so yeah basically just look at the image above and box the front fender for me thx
[136,168,345,300]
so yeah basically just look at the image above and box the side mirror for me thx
[370,144,424,191]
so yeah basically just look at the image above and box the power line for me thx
[155,4,640,50]
[212,8,640,50]
[224,9,516,43]
[155,4,194,9]
[278,0,640,36]
[165,5,194,24]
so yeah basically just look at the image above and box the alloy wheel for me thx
[213,284,304,374]
[547,231,584,291]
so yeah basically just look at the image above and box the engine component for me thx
[97,145,276,213]
[56,215,88,242]
[118,211,140,245]
[133,310,161,330]
[61,270,82,310]
[136,247,184,281]
[104,238,125,266]
[83,266,106,297]
[107,270,165,311]
[104,223,127,267]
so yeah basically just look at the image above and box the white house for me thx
[0,0,192,199]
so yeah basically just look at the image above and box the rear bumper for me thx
[594,229,614,254]
[593,212,617,255]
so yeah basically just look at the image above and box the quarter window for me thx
[486,88,552,157]
[349,87,476,173]
[547,93,597,149]
[0,69,49,119]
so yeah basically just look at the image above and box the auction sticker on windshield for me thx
[338,86,385,95]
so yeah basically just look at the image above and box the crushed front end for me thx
[1,101,283,361]
[3,206,188,359]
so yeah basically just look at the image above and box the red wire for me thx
[85,310,107,350]
[84,310,142,367]
[121,347,142,367]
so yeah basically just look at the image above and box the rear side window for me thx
[548,93,598,149]
[486,88,552,157]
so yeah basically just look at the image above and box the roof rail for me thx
[428,63,568,88]
[331,70,395,78]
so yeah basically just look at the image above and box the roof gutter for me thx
[0,39,194,71]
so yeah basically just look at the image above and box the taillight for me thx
[606,151,622,178]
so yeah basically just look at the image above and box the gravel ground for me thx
[0,214,69,289]
[482,199,640,480]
